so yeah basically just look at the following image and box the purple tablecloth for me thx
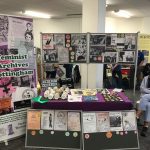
[33,91,133,111]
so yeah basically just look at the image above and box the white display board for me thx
[0,110,27,142]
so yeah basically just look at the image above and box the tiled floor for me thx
[0,90,150,150]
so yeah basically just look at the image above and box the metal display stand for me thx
[29,32,140,150]
[40,32,138,90]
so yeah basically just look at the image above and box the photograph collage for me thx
[0,16,36,115]
[27,110,81,132]
[83,111,137,133]
[42,33,137,64]
[89,33,136,63]
[42,33,87,63]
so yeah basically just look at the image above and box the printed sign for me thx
[0,15,36,114]
[41,79,57,91]
[0,110,27,142]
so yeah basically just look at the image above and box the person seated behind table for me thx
[46,64,58,79]
[136,73,150,137]
[63,64,73,78]
[112,64,122,88]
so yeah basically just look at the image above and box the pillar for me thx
[81,0,106,88]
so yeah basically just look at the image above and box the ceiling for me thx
[0,0,150,19]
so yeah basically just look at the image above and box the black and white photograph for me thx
[0,16,8,47]
[103,52,117,63]
[109,112,123,131]
[118,51,135,63]
[106,34,117,46]
[71,34,87,46]
[117,33,125,50]
[43,49,58,63]
[90,34,106,45]
[89,46,105,63]
[124,34,136,50]
[13,75,35,88]
[90,46,105,55]
[122,111,136,131]
[75,45,87,62]
[54,34,65,47]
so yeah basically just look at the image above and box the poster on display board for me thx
[0,110,27,142]
[89,33,137,63]
[0,15,37,115]
[118,51,135,63]
[139,34,150,63]
[42,33,87,63]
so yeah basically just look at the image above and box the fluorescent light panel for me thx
[24,10,51,18]
[113,10,132,18]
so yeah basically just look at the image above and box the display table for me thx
[33,91,133,111]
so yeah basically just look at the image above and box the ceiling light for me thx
[23,10,51,18]
[113,10,132,18]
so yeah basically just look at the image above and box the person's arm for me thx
[140,77,150,94]
[139,52,144,66]
[139,60,144,66]
[112,64,118,70]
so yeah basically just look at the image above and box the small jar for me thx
[44,90,49,98]
[48,93,54,100]
[54,93,60,100]
[61,92,68,100]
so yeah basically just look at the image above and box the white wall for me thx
[106,17,143,33]
[33,16,150,48]
[106,17,150,34]
[33,18,82,48]
[141,17,150,33]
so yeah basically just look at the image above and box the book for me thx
[83,89,97,96]
[70,89,83,96]
[82,96,98,102]
[67,94,82,102]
